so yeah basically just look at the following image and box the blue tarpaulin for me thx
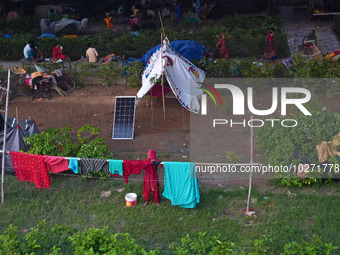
[140,40,205,64]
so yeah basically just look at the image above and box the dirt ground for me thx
[2,81,339,187]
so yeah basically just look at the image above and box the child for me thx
[143,150,160,206]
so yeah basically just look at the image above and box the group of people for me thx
[23,40,67,63]
[214,28,318,62]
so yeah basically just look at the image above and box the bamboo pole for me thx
[160,33,166,121]
[15,107,18,125]
[158,11,166,40]
[151,96,154,129]
[246,114,254,214]
[1,69,10,204]
[0,0,6,19]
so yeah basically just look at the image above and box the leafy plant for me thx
[281,235,338,255]
[25,125,113,160]
[124,60,145,87]
[25,127,78,157]
[98,62,122,86]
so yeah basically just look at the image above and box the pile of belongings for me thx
[325,50,340,61]
[316,133,340,163]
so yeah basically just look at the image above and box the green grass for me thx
[0,175,339,253]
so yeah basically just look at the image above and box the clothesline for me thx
[0,150,260,166]
[52,172,263,182]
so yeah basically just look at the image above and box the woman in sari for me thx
[303,29,317,55]
[52,42,66,62]
[263,28,276,59]
[216,33,229,59]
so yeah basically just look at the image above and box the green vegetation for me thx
[25,125,113,159]
[257,112,340,186]
[0,177,339,253]
[1,222,338,254]
[0,12,287,60]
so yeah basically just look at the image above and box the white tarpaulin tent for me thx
[137,39,205,114]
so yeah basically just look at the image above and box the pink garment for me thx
[129,18,138,29]
[44,155,69,173]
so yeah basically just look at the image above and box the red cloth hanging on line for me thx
[123,160,152,183]
[10,151,51,189]
[44,155,69,173]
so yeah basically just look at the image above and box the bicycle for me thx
[56,73,76,94]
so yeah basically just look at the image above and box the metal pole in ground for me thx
[1,69,11,204]
[246,114,254,213]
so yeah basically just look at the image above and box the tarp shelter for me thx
[40,18,88,34]
[0,115,39,173]
[140,40,205,64]
[137,39,205,114]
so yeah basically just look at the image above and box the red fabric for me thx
[123,160,152,183]
[53,46,66,60]
[110,174,122,177]
[123,153,161,203]
[146,83,172,98]
[10,152,51,189]
[143,150,160,203]
[44,155,69,173]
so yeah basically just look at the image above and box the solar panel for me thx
[112,96,136,140]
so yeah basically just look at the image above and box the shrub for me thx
[0,223,338,254]
[25,125,112,159]
[257,112,340,186]
[98,62,122,86]
[124,60,145,87]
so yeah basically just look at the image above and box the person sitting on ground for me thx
[23,39,35,59]
[52,42,66,62]
[28,44,44,63]
[303,29,317,55]
[216,33,229,60]
[86,42,98,63]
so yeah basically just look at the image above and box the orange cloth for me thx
[104,17,114,29]
[62,35,78,39]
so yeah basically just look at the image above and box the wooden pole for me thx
[160,33,166,121]
[15,107,18,124]
[182,106,185,129]
[1,69,10,204]
[151,96,154,129]
[158,11,166,39]
[246,114,254,213]
[0,0,6,19]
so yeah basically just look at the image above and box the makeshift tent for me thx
[40,18,88,34]
[137,39,205,114]
[140,40,205,64]
[0,115,39,173]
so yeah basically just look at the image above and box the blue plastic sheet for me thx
[140,40,205,64]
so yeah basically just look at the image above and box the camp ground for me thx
[0,0,340,254]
